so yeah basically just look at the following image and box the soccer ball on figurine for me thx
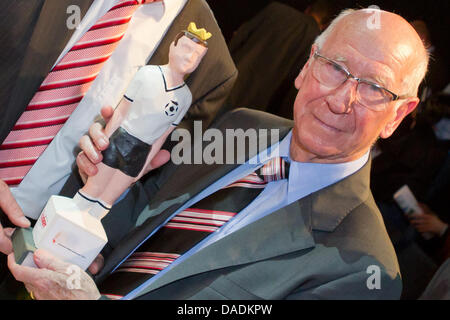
[164,100,179,117]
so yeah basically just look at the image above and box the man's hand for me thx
[409,213,448,236]
[408,203,448,237]
[88,254,104,275]
[77,106,114,183]
[77,105,171,184]
[0,180,31,255]
[8,249,101,300]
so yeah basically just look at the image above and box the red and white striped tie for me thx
[98,157,290,299]
[0,0,157,186]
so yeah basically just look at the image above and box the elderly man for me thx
[6,8,428,300]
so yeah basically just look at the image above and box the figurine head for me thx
[168,23,211,76]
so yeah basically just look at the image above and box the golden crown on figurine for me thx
[187,22,212,42]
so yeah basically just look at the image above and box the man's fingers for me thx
[148,149,171,171]
[100,105,114,123]
[413,216,428,222]
[4,228,15,238]
[408,214,425,221]
[79,135,102,164]
[8,253,44,284]
[33,249,71,273]
[0,230,13,255]
[10,250,101,300]
[76,151,98,179]
[418,202,433,215]
[410,219,424,226]
[25,283,38,299]
[0,180,30,228]
[88,122,109,151]
[88,254,104,275]
[417,226,430,233]
[139,149,171,178]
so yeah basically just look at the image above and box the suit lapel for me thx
[310,157,372,232]
[137,199,315,296]
[0,0,93,143]
[136,151,373,297]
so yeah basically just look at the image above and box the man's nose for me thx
[325,78,358,114]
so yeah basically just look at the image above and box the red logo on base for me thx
[41,214,47,228]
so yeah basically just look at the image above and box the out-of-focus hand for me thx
[0,180,31,255]
[88,254,104,275]
[8,249,101,300]
[408,203,448,236]
[138,149,171,179]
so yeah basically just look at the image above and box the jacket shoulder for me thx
[212,108,294,131]
[323,192,401,282]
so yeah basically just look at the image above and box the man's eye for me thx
[332,64,342,72]
[369,84,383,93]
[327,62,345,75]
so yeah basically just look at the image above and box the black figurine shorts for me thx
[101,127,151,177]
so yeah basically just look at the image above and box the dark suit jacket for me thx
[419,258,450,300]
[94,108,402,300]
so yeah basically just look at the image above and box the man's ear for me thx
[380,98,419,139]
[295,45,316,89]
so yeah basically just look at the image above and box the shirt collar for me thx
[268,130,370,203]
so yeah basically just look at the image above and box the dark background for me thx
[207,0,450,68]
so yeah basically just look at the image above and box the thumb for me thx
[148,149,171,171]
[0,180,30,228]
[33,249,70,273]
[100,105,114,124]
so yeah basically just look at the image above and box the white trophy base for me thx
[33,195,108,270]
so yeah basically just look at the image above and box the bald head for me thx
[314,9,428,97]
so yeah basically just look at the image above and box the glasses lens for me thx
[357,82,392,111]
[313,57,347,89]
[312,53,396,111]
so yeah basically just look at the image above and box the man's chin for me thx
[291,132,345,163]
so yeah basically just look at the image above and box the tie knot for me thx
[257,157,289,182]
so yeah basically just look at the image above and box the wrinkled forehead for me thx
[320,11,420,87]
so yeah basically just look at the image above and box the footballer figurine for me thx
[74,22,211,219]
[13,23,211,271]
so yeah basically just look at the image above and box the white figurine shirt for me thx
[120,65,192,145]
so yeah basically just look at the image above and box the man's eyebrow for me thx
[329,53,395,89]
[370,75,392,90]
[334,55,347,63]
[369,66,395,89]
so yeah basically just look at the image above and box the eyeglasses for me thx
[311,52,406,111]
